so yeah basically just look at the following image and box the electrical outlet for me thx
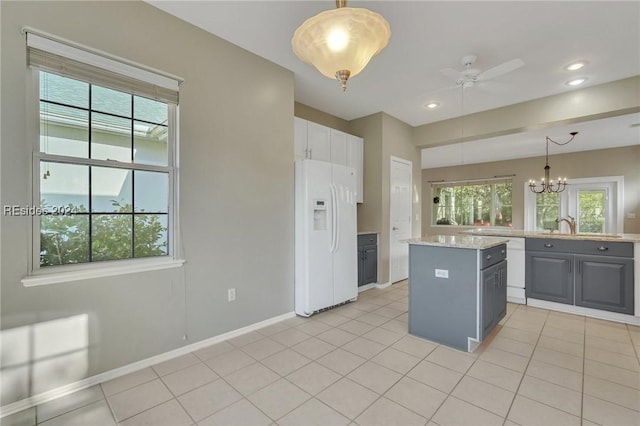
[228,288,236,302]
[627,212,636,219]
[435,269,449,278]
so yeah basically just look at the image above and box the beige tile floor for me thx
[6,280,640,426]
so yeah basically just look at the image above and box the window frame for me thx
[524,176,624,233]
[23,69,183,286]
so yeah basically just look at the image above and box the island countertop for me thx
[460,228,640,243]
[405,235,510,250]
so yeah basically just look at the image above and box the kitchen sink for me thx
[544,232,623,239]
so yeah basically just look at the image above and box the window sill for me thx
[21,258,185,287]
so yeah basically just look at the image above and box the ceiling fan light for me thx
[292,6,391,90]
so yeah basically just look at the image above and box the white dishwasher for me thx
[506,238,526,304]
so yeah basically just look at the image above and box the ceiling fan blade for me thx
[440,67,461,80]
[477,58,524,81]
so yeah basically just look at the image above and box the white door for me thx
[389,157,412,283]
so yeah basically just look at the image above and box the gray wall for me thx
[422,145,640,236]
[1,0,294,405]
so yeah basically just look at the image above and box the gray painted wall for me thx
[1,0,294,405]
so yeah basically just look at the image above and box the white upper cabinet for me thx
[294,117,364,202]
[306,121,331,162]
[330,129,348,166]
[294,117,307,161]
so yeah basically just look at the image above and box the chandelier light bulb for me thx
[327,28,349,51]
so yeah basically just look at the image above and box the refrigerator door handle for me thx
[334,185,340,253]
[330,184,338,253]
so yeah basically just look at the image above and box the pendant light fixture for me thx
[292,0,391,91]
[529,132,578,193]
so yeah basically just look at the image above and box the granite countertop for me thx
[357,231,379,235]
[405,235,510,250]
[460,228,640,243]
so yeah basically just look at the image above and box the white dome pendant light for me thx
[292,0,391,91]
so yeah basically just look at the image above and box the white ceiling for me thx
[147,1,640,166]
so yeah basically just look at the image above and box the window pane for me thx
[91,112,132,162]
[134,171,168,213]
[432,181,512,227]
[40,214,89,266]
[134,121,168,166]
[40,73,88,108]
[40,162,89,213]
[91,167,132,213]
[91,214,132,261]
[91,85,131,117]
[40,102,89,158]
[134,214,168,258]
[134,96,167,124]
[535,192,559,231]
[579,190,606,233]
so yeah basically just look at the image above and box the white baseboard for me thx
[0,311,296,418]
[374,281,391,289]
[358,283,376,292]
[507,296,526,305]
[527,298,640,325]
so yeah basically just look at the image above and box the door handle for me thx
[544,243,553,248]
[486,255,492,260]
[597,246,608,252]
[392,227,399,231]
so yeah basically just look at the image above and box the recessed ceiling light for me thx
[424,102,440,109]
[565,61,588,71]
[567,77,587,86]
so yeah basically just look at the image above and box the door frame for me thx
[389,156,413,284]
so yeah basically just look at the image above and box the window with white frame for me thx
[524,177,624,234]
[26,31,181,271]
[432,177,513,227]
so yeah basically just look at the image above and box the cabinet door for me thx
[575,255,634,314]
[330,129,348,166]
[307,121,331,162]
[347,134,364,203]
[525,251,573,304]
[357,247,365,286]
[362,246,378,285]
[294,117,308,161]
[481,265,497,340]
[495,261,507,322]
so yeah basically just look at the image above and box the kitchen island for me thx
[407,235,509,352]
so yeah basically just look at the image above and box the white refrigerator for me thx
[295,159,358,316]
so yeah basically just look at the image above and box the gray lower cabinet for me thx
[575,255,634,314]
[526,252,573,304]
[525,238,634,315]
[358,234,377,286]
[481,260,507,340]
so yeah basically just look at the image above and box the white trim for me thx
[24,28,183,89]
[358,283,377,292]
[0,310,296,418]
[22,258,185,287]
[527,298,640,325]
[374,281,391,289]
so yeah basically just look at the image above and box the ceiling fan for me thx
[440,54,525,89]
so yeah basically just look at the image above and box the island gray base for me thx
[408,243,507,352]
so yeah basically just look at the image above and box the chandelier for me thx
[529,132,578,193]
[291,0,391,91]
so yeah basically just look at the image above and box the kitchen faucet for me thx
[556,216,576,234]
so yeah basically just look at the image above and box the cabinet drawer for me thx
[358,233,377,247]
[525,238,633,258]
[481,244,507,269]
